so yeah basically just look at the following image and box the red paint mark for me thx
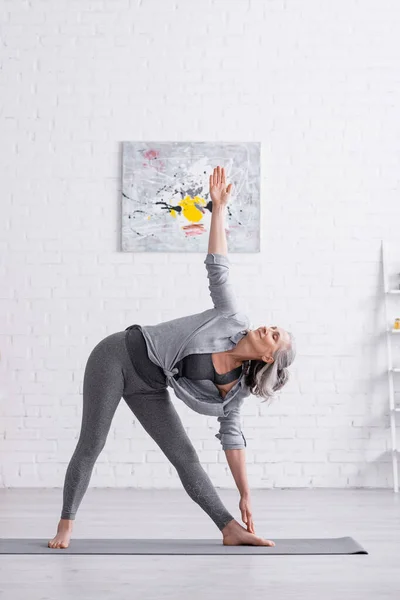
[143,149,159,160]
[182,224,206,237]
[142,149,165,171]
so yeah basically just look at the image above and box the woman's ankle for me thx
[59,518,74,528]
[221,518,236,534]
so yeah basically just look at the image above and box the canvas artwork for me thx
[121,141,260,253]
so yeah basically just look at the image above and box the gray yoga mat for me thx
[0,536,367,555]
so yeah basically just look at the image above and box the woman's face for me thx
[247,325,290,363]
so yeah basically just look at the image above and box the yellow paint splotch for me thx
[176,195,207,222]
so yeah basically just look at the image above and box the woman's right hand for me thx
[209,166,233,208]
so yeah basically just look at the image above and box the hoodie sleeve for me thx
[215,404,247,451]
[204,253,239,316]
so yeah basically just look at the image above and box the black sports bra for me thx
[174,352,243,384]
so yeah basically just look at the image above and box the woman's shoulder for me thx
[219,310,251,328]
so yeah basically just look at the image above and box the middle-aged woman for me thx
[48,166,296,549]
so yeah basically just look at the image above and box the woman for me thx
[48,166,296,549]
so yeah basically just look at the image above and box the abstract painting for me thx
[121,141,260,252]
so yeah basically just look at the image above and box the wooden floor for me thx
[0,488,399,599]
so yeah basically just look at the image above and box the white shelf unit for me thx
[382,240,400,493]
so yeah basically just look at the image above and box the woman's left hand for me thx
[239,494,255,533]
[209,166,233,208]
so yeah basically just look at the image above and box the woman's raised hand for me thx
[209,166,233,208]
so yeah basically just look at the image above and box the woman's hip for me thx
[88,329,167,397]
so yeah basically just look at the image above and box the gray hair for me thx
[243,330,296,404]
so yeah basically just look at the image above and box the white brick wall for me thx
[1,0,400,490]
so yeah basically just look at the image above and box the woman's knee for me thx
[168,441,200,467]
[74,437,106,461]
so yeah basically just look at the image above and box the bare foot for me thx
[222,518,275,546]
[48,519,74,549]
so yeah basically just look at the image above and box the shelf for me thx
[382,240,400,493]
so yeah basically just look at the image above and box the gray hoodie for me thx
[139,253,252,451]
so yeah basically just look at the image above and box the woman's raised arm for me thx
[207,166,232,255]
[204,166,239,314]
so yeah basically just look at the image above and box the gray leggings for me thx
[60,331,235,531]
